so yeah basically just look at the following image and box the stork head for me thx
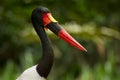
[31,6,87,52]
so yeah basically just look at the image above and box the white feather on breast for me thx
[16,65,46,80]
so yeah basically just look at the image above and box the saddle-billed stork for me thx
[16,6,87,80]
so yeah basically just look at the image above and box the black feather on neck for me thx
[31,6,54,78]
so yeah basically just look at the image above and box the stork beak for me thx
[42,13,87,52]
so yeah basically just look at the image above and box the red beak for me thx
[58,29,87,52]
[42,13,87,52]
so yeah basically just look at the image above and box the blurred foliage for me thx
[0,0,120,80]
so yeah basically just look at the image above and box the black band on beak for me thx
[46,23,62,35]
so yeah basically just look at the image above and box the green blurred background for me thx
[0,0,120,80]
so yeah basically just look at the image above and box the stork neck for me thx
[33,23,54,78]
